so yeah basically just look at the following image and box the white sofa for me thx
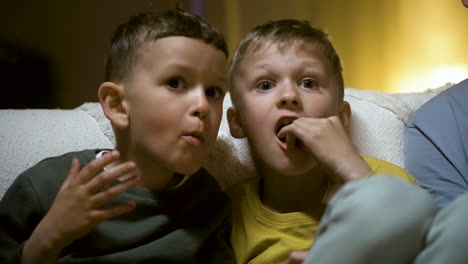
[0,86,452,198]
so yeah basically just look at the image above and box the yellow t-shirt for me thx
[230,156,416,264]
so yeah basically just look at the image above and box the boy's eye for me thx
[256,80,274,91]
[167,77,185,89]
[206,87,224,99]
[300,78,318,89]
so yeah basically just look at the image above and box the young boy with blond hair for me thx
[0,9,234,263]
[226,19,467,264]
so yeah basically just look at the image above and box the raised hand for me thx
[22,150,140,264]
[278,116,371,183]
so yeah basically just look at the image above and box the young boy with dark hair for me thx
[226,18,468,264]
[0,9,233,264]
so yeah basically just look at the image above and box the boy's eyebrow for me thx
[215,75,228,85]
[251,60,326,74]
[165,63,228,85]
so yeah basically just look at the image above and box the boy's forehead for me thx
[137,37,226,64]
[128,37,228,81]
[233,40,341,89]
[240,41,328,69]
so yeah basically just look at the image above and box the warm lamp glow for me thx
[394,65,468,93]
[221,0,468,95]
[428,65,468,87]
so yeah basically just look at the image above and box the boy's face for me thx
[230,44,343,176]
[123,36,227,176]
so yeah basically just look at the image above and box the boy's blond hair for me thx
[229,19,344,105]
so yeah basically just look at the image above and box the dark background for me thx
[1,0,466,109]
[0,0,205,109]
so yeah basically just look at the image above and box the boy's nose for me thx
[191,89,209,119]
[277,83,302,109]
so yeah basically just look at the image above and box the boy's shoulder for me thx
[16,149,102,194]
[24,149,101,180]
[363,156,417,184]
[1,149,102,211]
[409,79,468,128]
[36,149,99,165]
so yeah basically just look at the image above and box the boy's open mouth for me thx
[275,117,296,143]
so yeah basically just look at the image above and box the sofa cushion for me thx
[0,106,113,198]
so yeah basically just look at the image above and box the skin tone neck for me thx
[112,141,188,191]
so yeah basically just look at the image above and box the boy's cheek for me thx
[211,104,224,126]
[206,118,223,145]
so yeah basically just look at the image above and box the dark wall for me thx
[0,0,188,109]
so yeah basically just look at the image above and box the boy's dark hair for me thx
[105,8,228,82]
[230,19,344,102]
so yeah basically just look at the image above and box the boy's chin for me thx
[173,164,202,176]
[168,153,206,176]
[267,158,319,176]
[276,167,316,177]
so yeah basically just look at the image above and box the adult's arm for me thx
[405,79,468,208]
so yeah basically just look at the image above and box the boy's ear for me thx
[227,106,246,139]
[338,101,352,131]
[98,82,129,129]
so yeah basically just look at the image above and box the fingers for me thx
[42,152,139,248]
[86,161,137,194]
[276,118,313,144]
[286,134,297,149]
[66,158,82,183]
[67,151,140,210]
[91,174,140,208]
[86,161,139,221]
[79,150,121,184]
[296,116,343,135]
[279,116,344,143]
[90,201,136,221]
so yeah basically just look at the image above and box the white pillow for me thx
[0,106,113,198]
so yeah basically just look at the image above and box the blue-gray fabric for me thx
[304,175,437,264]
[405,79,468,208]
[304,175,468,264]
[413,190,468,263]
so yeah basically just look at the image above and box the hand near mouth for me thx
[277,116,371,183]
[285,133,297,150]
